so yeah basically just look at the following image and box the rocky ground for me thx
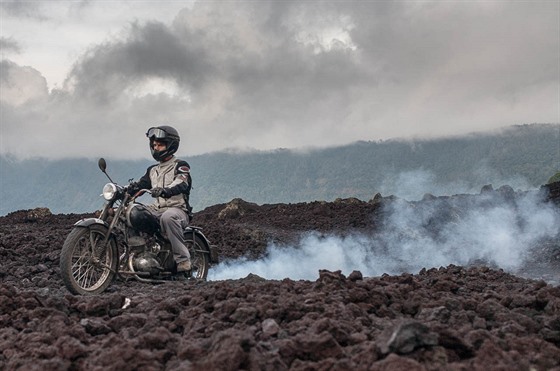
[0,182,559,370]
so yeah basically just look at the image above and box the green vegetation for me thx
[189,124,560,208]
[547,171,560,184]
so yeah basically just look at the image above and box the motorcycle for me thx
[60,158,218,295]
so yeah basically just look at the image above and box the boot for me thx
[177,260,191,272]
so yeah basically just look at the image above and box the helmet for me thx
[146,125,180,161]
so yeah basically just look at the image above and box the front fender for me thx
[74,218,109,228]
[71,218,119,265]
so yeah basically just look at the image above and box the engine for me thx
[132,252,163,275]
[127,232,173,275]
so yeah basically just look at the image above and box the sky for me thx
[1,0,559,160]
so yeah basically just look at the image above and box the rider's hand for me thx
[151,187,169,198]
[127,182,140,196]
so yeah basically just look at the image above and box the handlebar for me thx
[131,188,152,199]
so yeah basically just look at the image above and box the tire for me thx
[186,234,210,280]
[60,225,118,295]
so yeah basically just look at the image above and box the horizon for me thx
[0,123,557,162]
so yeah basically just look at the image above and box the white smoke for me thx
[379,166,534,202]
[208,190,560,281]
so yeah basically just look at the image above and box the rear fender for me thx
[184,226,219,264]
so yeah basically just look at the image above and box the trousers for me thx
[147,207,191,264]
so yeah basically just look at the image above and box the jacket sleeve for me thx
[136,165,155,190]
[165,161,191,196]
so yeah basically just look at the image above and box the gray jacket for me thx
[136,156,192,211]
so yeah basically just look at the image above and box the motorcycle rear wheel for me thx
[187,234,210,280]
[60,225,117,295]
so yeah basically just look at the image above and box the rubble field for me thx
[1,181,559,370]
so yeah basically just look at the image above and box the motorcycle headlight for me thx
[102,183,118,201]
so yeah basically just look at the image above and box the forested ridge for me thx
[192,124,559,207]
[1,124,558,215]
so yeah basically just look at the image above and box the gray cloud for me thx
[0,1,47,20]
[1,0,558,159]
[0,0,92,20]
[0,60,48,104]
[0,37,21,54]
[66,21,214,103]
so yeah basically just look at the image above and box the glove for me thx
[151,187,169,198]
[127,182,140,196]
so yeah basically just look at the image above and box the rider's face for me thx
[152,140,167,150]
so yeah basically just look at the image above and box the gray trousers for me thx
[153,207,191,264]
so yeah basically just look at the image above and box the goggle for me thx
[146,127,168,139]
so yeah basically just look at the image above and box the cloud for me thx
[1,0,558,159]
[0,60,48,105]
[65,21,213,103]
[0,37,21,54]
[0,1,48,20]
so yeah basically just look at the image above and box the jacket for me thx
[136,156,192,211]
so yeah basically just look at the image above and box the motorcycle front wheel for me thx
[60,224,118,295]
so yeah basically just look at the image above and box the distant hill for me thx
[1,124,559,216]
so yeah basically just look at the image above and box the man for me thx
[128,125,193,274]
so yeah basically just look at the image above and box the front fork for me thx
[94,194,130,261]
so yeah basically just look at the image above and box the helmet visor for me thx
[146,127,168,139]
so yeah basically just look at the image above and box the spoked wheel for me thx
[185,234,210,280]
[60,224,117,295]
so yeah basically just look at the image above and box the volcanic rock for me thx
[0,183,559,369]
